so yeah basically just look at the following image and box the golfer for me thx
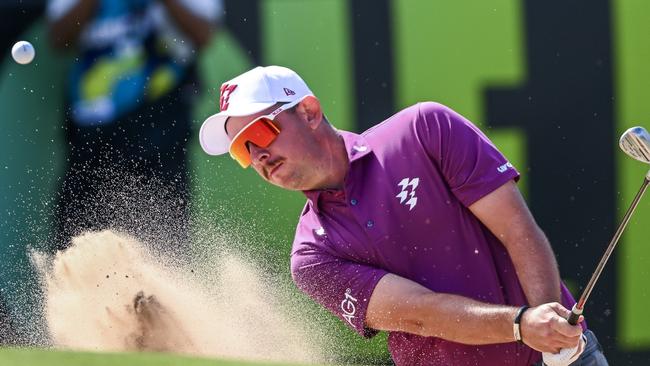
[199,66,608,366]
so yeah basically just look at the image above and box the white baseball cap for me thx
[199,65,314,156]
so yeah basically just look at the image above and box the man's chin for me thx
[271,181,302,191]
[269,176,306,191]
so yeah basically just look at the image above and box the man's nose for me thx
[249,143,270,164]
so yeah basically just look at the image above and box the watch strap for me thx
[513,305,530,344]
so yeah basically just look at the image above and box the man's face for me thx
[225,102,325,191]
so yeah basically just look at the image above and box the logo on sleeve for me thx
[396,177,419,211]
[497,162,514,173]
[341,289,358,327]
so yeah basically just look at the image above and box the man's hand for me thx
[160,0,216,48]
[520,302,584,353]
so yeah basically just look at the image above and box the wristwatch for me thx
[513,305,530,344]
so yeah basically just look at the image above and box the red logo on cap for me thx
[283,87,296,96]
[220,84,238,111]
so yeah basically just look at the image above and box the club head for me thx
[620,126,650,164]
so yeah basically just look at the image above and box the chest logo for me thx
[396,177,419,211]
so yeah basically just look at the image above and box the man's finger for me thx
[549,334,582,349]
[548,302,571,319]
[546,329,581,348]
[550,315,583,337]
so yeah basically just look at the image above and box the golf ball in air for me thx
[12,41,35,65]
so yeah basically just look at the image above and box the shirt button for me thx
[353,145,368,152]
[366,220,374,228]
[350,199,358,206]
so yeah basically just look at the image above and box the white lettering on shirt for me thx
[341,289,358,327]
[497,162,514,173]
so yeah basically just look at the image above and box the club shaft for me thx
[576,175,650,310]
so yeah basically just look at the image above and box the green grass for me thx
[0,348,312,366]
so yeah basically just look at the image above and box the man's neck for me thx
[313,132,349,191]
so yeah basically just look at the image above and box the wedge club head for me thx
[620,126,650,164]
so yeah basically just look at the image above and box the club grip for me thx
[567,303,582,326]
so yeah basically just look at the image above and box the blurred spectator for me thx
[47,0,222,253]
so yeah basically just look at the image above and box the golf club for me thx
[567,126,650,325]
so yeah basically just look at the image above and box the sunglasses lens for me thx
[229,118,280,168]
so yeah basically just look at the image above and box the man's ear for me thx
[295,96,323,130]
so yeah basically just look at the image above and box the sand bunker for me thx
[38,230,323,363]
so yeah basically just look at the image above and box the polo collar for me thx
[303,130,373,213]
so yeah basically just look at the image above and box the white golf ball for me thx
[11,41,35,65]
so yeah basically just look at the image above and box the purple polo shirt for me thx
[290,102,579,366]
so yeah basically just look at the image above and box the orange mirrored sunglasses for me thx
[228,99,301,168]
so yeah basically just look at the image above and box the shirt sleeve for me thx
[415,102,520,207]
[290,215,388,338]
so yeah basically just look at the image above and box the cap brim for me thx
[199,102,276,156]
[199,114,230,155]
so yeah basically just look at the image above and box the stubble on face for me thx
[258,138,313,191]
